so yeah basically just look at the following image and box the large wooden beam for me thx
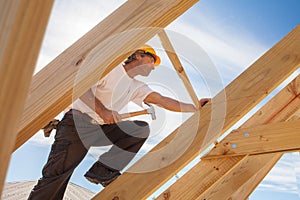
[197,153,282,200]
[199,112,300,199]
[158,156,245,200]
[230,153,283,199]
[14,0,199,151]
[226,112,300,199]
[155,75,300,199]
[203,119,300,159]
[94,26,300,199]
[204,76,300,158]
[0,0,53,195]
[158,30,199,107]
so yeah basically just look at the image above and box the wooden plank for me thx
[155,75,300,200]
[230,153,283,200]
[225,113,300,199]
[0,0,53,195]
[158,30,199,107]
[203,118,300,159]
[159,156,245,200]
[14,0,199,151]
[197,153,282,200]
[201,116,300,199]
[94,26,300,199]
[204,76,300,158]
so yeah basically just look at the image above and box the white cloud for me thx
[28,131,55,146]
[256,153,300,195]
[35,0,126,73]
[167,17,268,85]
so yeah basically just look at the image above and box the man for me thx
[28,45,210,199]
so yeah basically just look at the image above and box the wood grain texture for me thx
[204,119,300,158]
[0,0,53,195]
[227,115,300,199]
[94,25,300,200]
[157,156,244,200]
[158,30,199,107]
[197,154,282,200]
[155,73,300,200]
[14,0,199,151]
[205,75,300,158]
[229,153,283,200]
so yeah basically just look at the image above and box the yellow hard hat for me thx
[137,45,161,66]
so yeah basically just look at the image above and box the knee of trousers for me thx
[136,120,150,137]
[127,120,150,139]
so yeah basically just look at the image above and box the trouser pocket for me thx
[42,141,70,177]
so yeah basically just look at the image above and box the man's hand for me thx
[99,108,122,124]
[199,98,211,108]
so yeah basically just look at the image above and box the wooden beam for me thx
[155,75,300,200]
[158,30,199,107]
[14,0,199,151]
[200,115,300,199]
[203,112,300,199]
[230,153,283,199]
[203,119,300,159]
[197,153,282,200]
[0,0,53,195]
[204,76,300,158]
[227,113,300,199]
[94,26,300,199]
[158,156,245,200]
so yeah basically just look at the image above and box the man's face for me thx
[135,52,155,77]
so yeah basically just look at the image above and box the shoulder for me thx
[96,64,124,85]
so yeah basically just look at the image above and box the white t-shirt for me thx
[68,64,153,124]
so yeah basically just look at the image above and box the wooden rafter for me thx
[203,119,300,159]
[157,156,245,200]
[155,41,300,199]
[222,113,300,199]
[198,153,282,200]
[197,80,300,199]
[204,73,300,158]
[230,153,283,199]
[14,0,199,151]
[158,30,199,107]
[94,25,300,200]
[0,0,53,195]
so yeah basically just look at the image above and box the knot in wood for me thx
[76,57,84,66]
[163,191,171,199]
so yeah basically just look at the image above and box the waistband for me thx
[65,109,99,125]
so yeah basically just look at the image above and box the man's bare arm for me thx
[144,92,210,112]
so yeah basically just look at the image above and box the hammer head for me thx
[145,102,156,120]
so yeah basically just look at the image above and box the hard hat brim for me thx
[153,54,161,66]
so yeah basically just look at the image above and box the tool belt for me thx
[43,110,99,137]
[66,109,99,125]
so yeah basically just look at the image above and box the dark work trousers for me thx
[28,109,150,200]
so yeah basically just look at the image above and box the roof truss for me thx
[1,1,300,199]
[93,25,300,200]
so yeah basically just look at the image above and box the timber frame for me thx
[1,1,299,199]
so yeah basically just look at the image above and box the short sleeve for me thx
[131,81,154,107]
[90,79,105,95]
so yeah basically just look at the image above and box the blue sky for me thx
[5,0,300,199]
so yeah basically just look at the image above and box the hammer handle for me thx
[120,110,148,119]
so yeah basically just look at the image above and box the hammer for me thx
[119,102,156,120]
